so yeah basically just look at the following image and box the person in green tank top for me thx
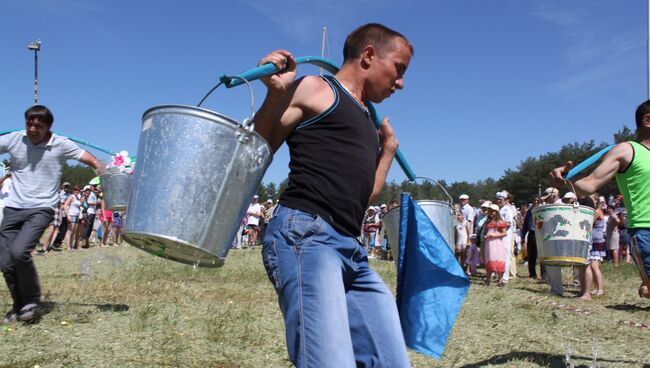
[551,99,650,299]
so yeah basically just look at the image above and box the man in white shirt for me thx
[245,195,263,247]
[0,105,103,323]
[459,194,476,226]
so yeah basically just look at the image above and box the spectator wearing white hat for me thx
[483,203,508,285]
[562,191,577,204]
[459,194,476,225]
[245,195,263,247]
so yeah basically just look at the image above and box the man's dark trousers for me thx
[0,207,53,311]
[527,231,538,278]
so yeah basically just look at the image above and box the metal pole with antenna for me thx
[28,40,41,104]
[320,27,327,76]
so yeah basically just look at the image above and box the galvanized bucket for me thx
[415,200,455,249]
[382,206,400,254]
[123,105,272,267]
[383,200,454,265]
[382,181,454,269]
[532,203,594,266]
[100,168,133,211]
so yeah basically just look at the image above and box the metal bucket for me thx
[532,204,594,266]
[382,199,454,268]
[382,206,400,254]
[100,168,133,211]
[123,105,272,267]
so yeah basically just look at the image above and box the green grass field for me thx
[1,245,649,367]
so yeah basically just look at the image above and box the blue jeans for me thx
[630,228,650,282]
[262,205,409,368]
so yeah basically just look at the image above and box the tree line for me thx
[257,125,635,206]
[2,125,634,206]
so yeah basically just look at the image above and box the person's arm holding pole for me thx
[369,119,398,203]
[78,151,105,176]
[550,143,632,194]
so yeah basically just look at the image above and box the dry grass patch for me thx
[0,245,648,367]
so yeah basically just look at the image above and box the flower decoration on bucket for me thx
[108,150,135,174]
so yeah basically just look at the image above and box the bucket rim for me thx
[531,203,595,214]
[124,231,226,268]
[383,198,452,214]
[141,104,272,151]
[415,199,452,207]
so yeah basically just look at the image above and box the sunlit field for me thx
[1,244,649,367]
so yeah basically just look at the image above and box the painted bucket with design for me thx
[532,204,595,266]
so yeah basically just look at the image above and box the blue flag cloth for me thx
[396,193,470,359]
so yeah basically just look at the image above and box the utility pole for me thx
[28,40,41,104]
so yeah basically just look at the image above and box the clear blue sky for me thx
[1,0,646,185]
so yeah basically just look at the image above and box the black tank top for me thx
[279,75,380,237]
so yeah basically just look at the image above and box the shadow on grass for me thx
[513,285,582,297]
[40,301,130,315]
[459,351,649,368]
[4,302,129,325]
[605,303,650,312]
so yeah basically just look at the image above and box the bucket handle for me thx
[386,176,452,207]
[567,181,581,209]
[197,75,258,143]
[413,176,454,204]
[553,180,581,209]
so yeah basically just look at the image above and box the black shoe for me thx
[17,303,40,322]
[2,311,17,324]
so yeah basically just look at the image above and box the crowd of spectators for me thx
[0,178,127,253]
[5,168,634,301]
[460,189,631,300]
[232,195,276,249]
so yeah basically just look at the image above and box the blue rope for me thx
[565,144,615,180]
[0,128,116,156]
